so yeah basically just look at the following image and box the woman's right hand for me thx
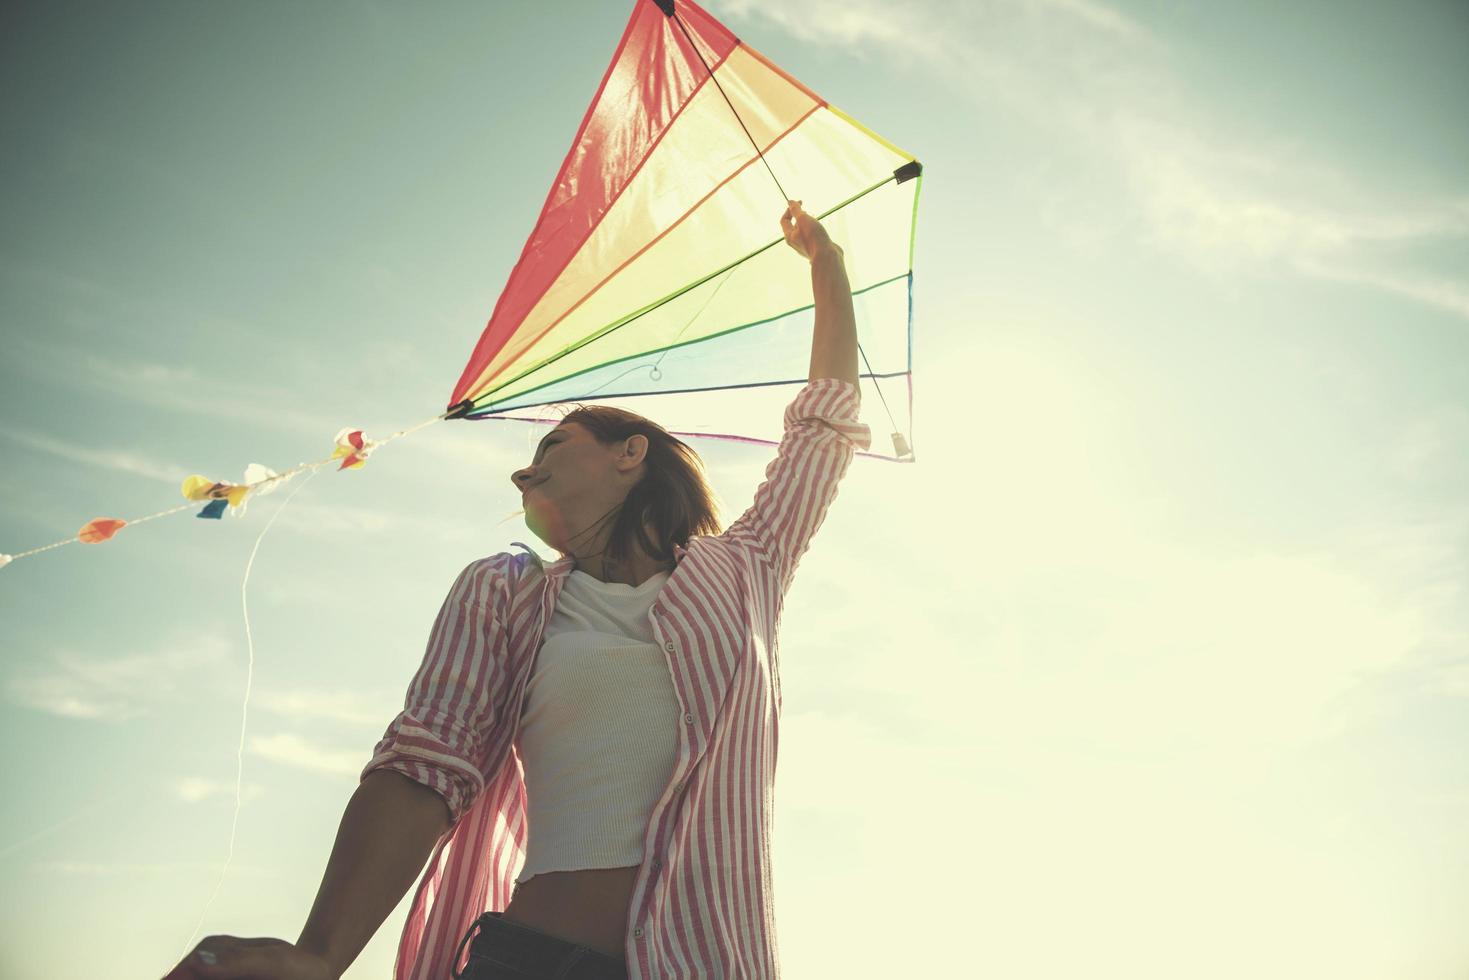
[780,200,842,263]
[161,936,337,980]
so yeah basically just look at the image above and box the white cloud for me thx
[248,732,364,778]
[253,686,395,728]
[713,0,919,52]
[717,0,1469,321]
[172,777,265,804]
[402,421,524,476]
[78,350,333,435]
[1027,0,1147,39]
[5,635,232,721]
[715,0,1153,58]
[0,426,190,484]
[1297,255,1469,321]
[1105,116,1469,298]
[3,680,130,720]
[7,333,336,439]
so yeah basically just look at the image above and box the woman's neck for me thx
[574,551,673,587]
[571,528,673,586]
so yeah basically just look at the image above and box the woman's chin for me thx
[522,513,563,552]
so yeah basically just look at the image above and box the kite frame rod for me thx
[466,369,912,419]
[469,271,913,413]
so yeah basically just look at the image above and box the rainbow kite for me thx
[0,0,922,570]
[444,0,923,455]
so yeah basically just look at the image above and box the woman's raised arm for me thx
[781,201,858,388]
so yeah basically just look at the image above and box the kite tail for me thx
[2,409,451,571]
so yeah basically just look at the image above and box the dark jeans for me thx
[451,911,630,980]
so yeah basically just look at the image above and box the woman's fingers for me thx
[163,937,228,979]
[780,200,813,257]
[780,204,803,255]
[162,936,319,980]
[781,200,844,262]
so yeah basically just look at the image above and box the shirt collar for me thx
[512,539,689,574]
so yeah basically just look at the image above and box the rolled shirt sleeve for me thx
[723,378,871,592]
[360,559,504,825]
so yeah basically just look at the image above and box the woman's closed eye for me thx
[534,437,562,464]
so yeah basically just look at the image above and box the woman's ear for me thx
[618,433,650,469]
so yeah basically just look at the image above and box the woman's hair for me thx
[558,404,724,566]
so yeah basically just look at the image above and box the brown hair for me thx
[558,404,724,566]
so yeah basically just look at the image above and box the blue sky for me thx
[2,1,1467,977]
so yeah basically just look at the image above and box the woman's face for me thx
[509,422,646,551]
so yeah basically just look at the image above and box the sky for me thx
[2,0,1467,977]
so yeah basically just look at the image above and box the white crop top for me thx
[513,567,680,886]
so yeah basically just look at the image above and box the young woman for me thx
[166,202,871,980]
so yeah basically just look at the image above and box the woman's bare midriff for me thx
[500,864,641,960]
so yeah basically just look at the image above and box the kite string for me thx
[670,9,908,454]
[669,13,789,204]
[176,465,319,961]
[855,331,904,448]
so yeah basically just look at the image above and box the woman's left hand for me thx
[780,201,843,263]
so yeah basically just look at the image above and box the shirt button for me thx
[683,712,694,724]
[664,641,675,653]
[651,857,662,870]
[633,927,644,939]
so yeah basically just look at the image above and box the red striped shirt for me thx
[363,378,871,979]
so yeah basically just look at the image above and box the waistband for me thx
[452,911,630,980]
